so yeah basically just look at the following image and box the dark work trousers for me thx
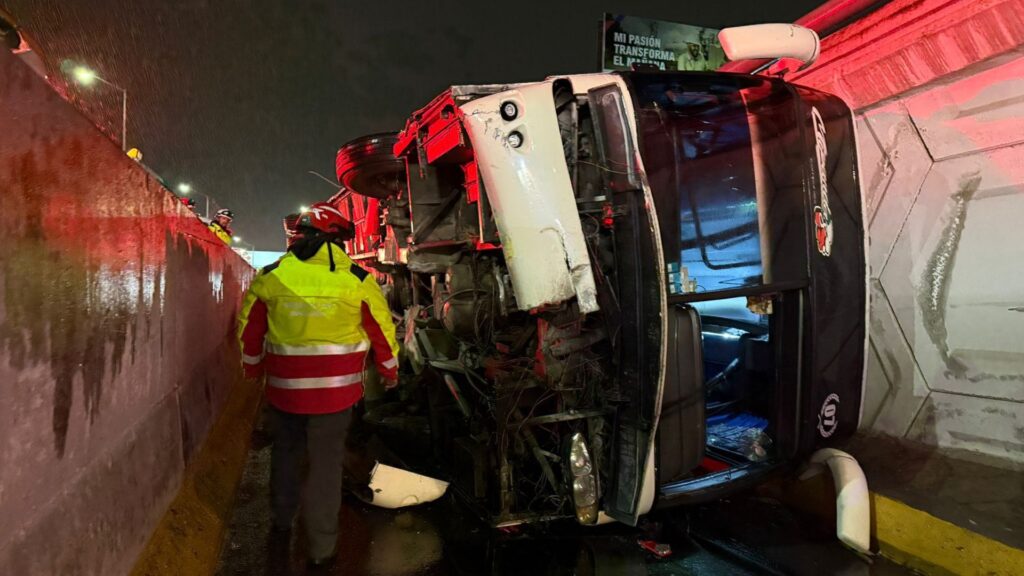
[270,407,352,560]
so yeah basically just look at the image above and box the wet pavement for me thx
[217,442,920,576]
[843,433,1024,551]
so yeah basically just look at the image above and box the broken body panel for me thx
[332,70,865,527]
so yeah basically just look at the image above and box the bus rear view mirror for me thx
[718,24,820,71]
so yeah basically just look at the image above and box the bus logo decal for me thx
[811,107,833,257]
[818,393,840,438]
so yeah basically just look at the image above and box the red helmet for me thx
[297,202,352,237]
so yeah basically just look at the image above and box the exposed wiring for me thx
[576,159,635,176]
[442,288,489,305]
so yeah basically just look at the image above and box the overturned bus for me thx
[329,66,866,528]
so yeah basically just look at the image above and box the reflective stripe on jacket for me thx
[237,242,399,414]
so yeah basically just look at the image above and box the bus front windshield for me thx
[630,74,794,294]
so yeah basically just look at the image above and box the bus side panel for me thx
[793,87,867,451]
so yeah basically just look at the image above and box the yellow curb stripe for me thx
[873,493,1024,576]
[130,379,262,576]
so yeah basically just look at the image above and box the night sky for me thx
[4,0,822,249]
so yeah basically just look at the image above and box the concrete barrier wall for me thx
[0,48,252,574]
[791,0,1024,463]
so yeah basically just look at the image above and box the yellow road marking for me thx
[873,493,1024,576]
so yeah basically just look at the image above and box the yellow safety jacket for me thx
[237,242,399,414]
[208,222,232,244]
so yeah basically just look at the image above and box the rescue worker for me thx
[237,201,399,568]
[208,208,234,244]
[250,211,306,451]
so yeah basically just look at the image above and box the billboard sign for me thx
[601,13,726,72]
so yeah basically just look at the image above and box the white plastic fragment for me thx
[368,462,450,509]
[800,448,872,554]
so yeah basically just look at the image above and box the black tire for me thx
[335,132,405,198]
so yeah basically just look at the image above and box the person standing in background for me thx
[208,208,234,244]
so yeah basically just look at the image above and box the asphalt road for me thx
[215,439,920,576]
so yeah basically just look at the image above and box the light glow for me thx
[177,183,192,194]
[72,66,97,86]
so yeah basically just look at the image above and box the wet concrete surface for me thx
[0,44,251,576]
[844,433,1024,550]
[216,439,920,576]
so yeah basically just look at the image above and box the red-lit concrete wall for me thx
[0,49,252,574]
[791,0,1024,462]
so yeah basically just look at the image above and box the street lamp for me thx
[68,64,128,152]
[177,183,211,220]
[230,237,255,264]
[308,170,340,189]
[232,236,255,253]
[300,205,309,213]
[72,66,96,85]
